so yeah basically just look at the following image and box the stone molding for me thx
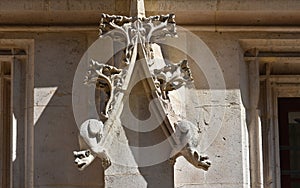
[0,1,299,26]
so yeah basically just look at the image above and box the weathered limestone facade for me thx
[0,1,300,188]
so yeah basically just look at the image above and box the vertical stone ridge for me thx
[130,0,146,18]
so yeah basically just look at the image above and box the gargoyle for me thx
[73,147,111,171]
[170,119,211,171]
[73,149,95,171]
[73,119,111,170]
[74,59,124,171]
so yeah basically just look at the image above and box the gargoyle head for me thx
[73,150,95,171]
[184,148,211,171]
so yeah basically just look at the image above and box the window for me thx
[241,39,300,187]
[278,98,300,188]
[0,41,34,188]
[0,60,12,188]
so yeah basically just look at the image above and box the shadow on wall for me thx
[33,33,105,188]
[122,78,174,188]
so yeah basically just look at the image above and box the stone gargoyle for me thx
[73,119,111,171]
[170,119,211,171]
[73,58,125,171]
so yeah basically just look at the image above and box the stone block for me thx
[175,105,248,187]
[34,33,87,106]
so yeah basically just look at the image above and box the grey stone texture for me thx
[1,0,300,188]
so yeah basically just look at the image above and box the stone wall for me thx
[0,0,300,188]
[33,33,104,188]
[0,0,299,26]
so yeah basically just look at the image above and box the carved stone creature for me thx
[73,147,111,170]
[74,60,124,172]
[73,119,111,170]
[170,119,211,171]
[73,150,95,171]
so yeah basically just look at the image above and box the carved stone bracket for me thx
[73,7,211,172]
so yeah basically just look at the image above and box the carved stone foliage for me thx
[99,13,177,65]
[99,13,176,41]
[152,60,194,100]
[84,59,125,118]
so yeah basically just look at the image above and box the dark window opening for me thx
[278,98,300,188]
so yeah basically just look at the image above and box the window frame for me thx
[0,40,34,188]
